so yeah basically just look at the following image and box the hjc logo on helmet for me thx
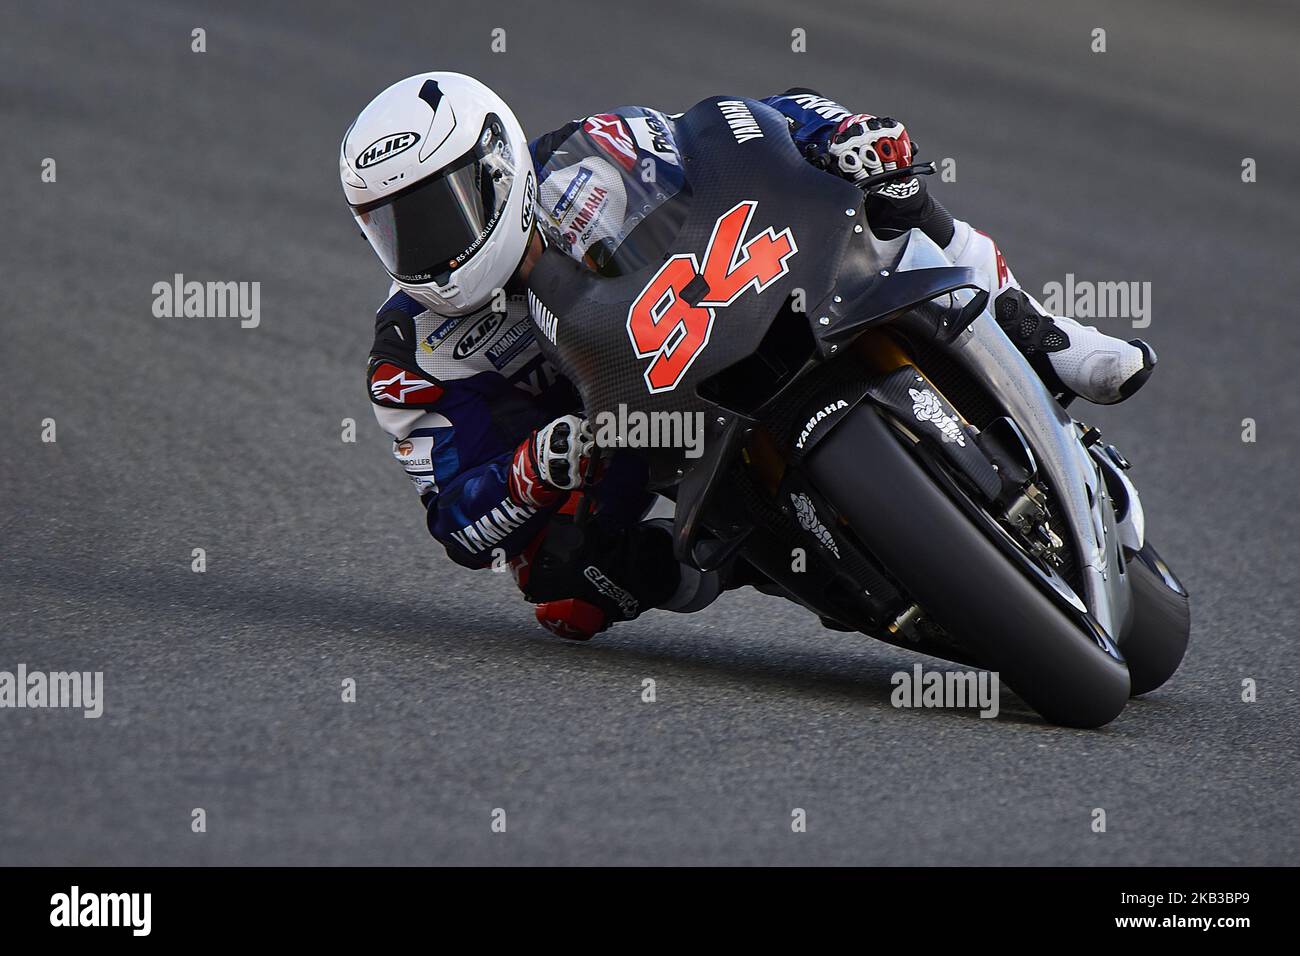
[356,131,421,169]
[521,171,536,231]
[453,311,505,359]
[343,73,533,317]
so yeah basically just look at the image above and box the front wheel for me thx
[1121,542,1191,696]
[805,405,1131,728]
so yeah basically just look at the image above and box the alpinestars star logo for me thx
[508,451,549,508]
[909,387,966,446]
[539,617,588,639]
[370,363,443,404]
[583,114,637,171]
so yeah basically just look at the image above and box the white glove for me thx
[827,114,916,188]
[509,414,594,507]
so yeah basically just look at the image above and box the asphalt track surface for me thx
[2,0,1298,866]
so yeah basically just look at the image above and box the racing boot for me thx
[993,287,1156,405]
[535,598,610,641]
[530,517,726,640]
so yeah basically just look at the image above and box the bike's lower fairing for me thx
[663,228,1136,664]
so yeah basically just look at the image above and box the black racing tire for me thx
[805,405,1131,728]
[1121,542,1191,696]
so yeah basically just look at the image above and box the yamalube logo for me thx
[356,131,420,169]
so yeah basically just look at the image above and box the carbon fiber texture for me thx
[527,96,864,483]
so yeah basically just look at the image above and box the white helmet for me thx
[340,72,536,316]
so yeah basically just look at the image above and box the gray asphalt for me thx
[2,0,1298,865]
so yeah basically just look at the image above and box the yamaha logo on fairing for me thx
[717,100,763,143]
[356,131,421,169]
[528,290,559,345]
[453,311,505,359]
[795,400,849,450]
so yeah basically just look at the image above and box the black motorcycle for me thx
[527,96,1189,728]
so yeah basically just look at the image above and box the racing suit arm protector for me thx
[373,403,559,569]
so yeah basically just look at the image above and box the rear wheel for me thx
[805,405,1131,728]
[1121,542,1191,696]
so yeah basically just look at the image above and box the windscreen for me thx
[535,109,692,277]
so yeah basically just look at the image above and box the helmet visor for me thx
[352,115,516,286]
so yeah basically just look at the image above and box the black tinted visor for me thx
[352,114,515,285]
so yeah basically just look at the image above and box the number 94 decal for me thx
[625,200,797,393]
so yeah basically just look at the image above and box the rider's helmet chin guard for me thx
[340,72,535,317]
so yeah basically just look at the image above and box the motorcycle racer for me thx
[340,73,1157,640]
